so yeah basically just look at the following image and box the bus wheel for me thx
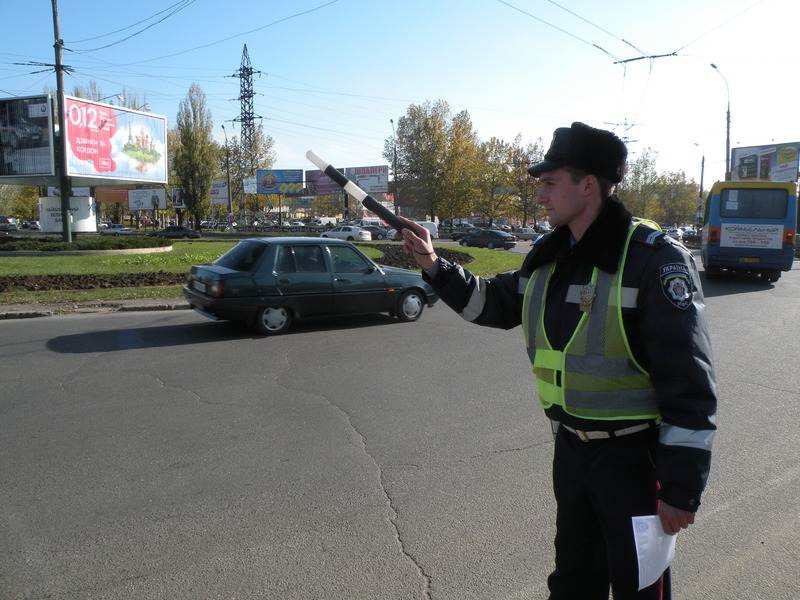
[762,271,781,283]
[705,266,722,279]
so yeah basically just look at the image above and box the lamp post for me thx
[221,124,233,218]
[710,63,731,181]
[390,118,399,216]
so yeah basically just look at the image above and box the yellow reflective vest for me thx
[521,222,660,421]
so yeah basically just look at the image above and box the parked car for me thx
[149,225,201,239]
[664,227,683,242]
[460,229,517,250]
[99,224,135,235]
[514,227,541,241]
[450,226,483,241]
[320,225,372,241]
[183,237,439,335]
[362,225,390,240]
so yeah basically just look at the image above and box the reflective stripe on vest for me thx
[521,223,659,421]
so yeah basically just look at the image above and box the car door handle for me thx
[334,278,351,284]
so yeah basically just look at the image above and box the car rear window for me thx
[214,241,267,271]
[720,188,788,219]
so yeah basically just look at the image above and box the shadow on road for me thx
[46,313,398,354]
[699,271,775,298]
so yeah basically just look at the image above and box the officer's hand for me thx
[658,501,695,535]
[395,216,437,270]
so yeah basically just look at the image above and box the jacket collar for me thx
[525,197,632,274]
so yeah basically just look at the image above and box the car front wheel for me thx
[396,289,425,322]
[347,236,354,241]
[256,306,293,335]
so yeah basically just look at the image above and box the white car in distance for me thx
[320,225,372,241]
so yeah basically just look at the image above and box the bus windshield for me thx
[719,188,788,219]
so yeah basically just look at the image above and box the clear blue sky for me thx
[2,0,798,187]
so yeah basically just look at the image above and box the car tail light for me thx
[209,281,225,297]
[783,228,795,246]
[707,226,720,243]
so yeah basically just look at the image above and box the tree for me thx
[384,100,449,220]
[172,84,216,228]
[221,123,275,220]
[655,171,699,226]
[618,148,660,220]
[508,134,545,226]
[0,185,38,219]
[476,136,515,225]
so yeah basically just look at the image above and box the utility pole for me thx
[51,0,71,242]
[221,124,233,218]
[390,118,400,215]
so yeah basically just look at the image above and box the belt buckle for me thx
[575,429,591,442]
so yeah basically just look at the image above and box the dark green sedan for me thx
[183,237,439,335]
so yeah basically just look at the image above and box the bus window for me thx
[719,188,787,219]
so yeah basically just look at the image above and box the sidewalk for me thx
[0,297,190,320]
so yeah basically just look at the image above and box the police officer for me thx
[397,122,717,599]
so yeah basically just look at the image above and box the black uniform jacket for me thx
[423,198,717,511]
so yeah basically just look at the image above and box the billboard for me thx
[210,180,230,205]
[170,187,185,209]
[47,186,91,197]
[255,169,303,195]
[128,188,166,210]
[0,95,55,178]
[305,168,342,195]
[39,196,97,232]
[64,96,167,183]
[345,165,389,193]
[731,142,800,182]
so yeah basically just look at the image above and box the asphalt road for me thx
[1,259,799,599]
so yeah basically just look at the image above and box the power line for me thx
[65,0,193,44]
[494,0,618,60]
[543,0,646,56]
[69,0,196,53]
[112,0,340,66]
[673,0,768,52]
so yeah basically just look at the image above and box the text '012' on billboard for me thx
[0,95,55,178]
[63,96,167,183]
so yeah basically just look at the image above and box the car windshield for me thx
[214,241,267,271]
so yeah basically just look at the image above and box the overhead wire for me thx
[65,0,194,44]
[673,0,769,52]
[69,0,197,53]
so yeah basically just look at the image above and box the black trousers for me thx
[547,426,671,600]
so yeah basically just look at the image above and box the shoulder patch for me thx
[631,225,667,247]
[659,263,693,309]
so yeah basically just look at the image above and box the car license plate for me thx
[738,257,760,264]
[193,280,207,293]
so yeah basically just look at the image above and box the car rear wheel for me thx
[762,270,781,282]
[347,236,354,241]
[256,306,293,335]
[459,239,467,246]
[396,289,425,322]
[376,234,384,240]
[487,242,495,249]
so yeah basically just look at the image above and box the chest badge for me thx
[579,283,595,313]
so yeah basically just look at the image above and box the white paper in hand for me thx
[632,515,677,591]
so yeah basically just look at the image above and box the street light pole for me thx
[51,0,71,242]
[221,124,233,218]
[390,118,399,216]
[710,63,731,181]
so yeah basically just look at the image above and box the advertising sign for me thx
[721,223,783,249]
[0,94,55,177]
[128,188,166,210]
[210,180,230,205]
[171,187,185,209]
[255,169,303,195]
[345,165,389,193]
[731,142,800,182]
[38,196,97,232]
[243,176,257,194]
[305,168,341,196]
[64,96,167,183]
[47,186,91,197]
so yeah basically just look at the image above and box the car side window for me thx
[275,245,296,274]
[293,245,327,273]
[329,246,370,273]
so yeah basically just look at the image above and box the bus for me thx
[701,180,797,282]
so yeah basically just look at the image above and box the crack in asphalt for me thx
[274,351,433,600]
[148,374,217,406]
[465,439,553,463]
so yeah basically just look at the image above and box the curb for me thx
[0,301,191,321]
